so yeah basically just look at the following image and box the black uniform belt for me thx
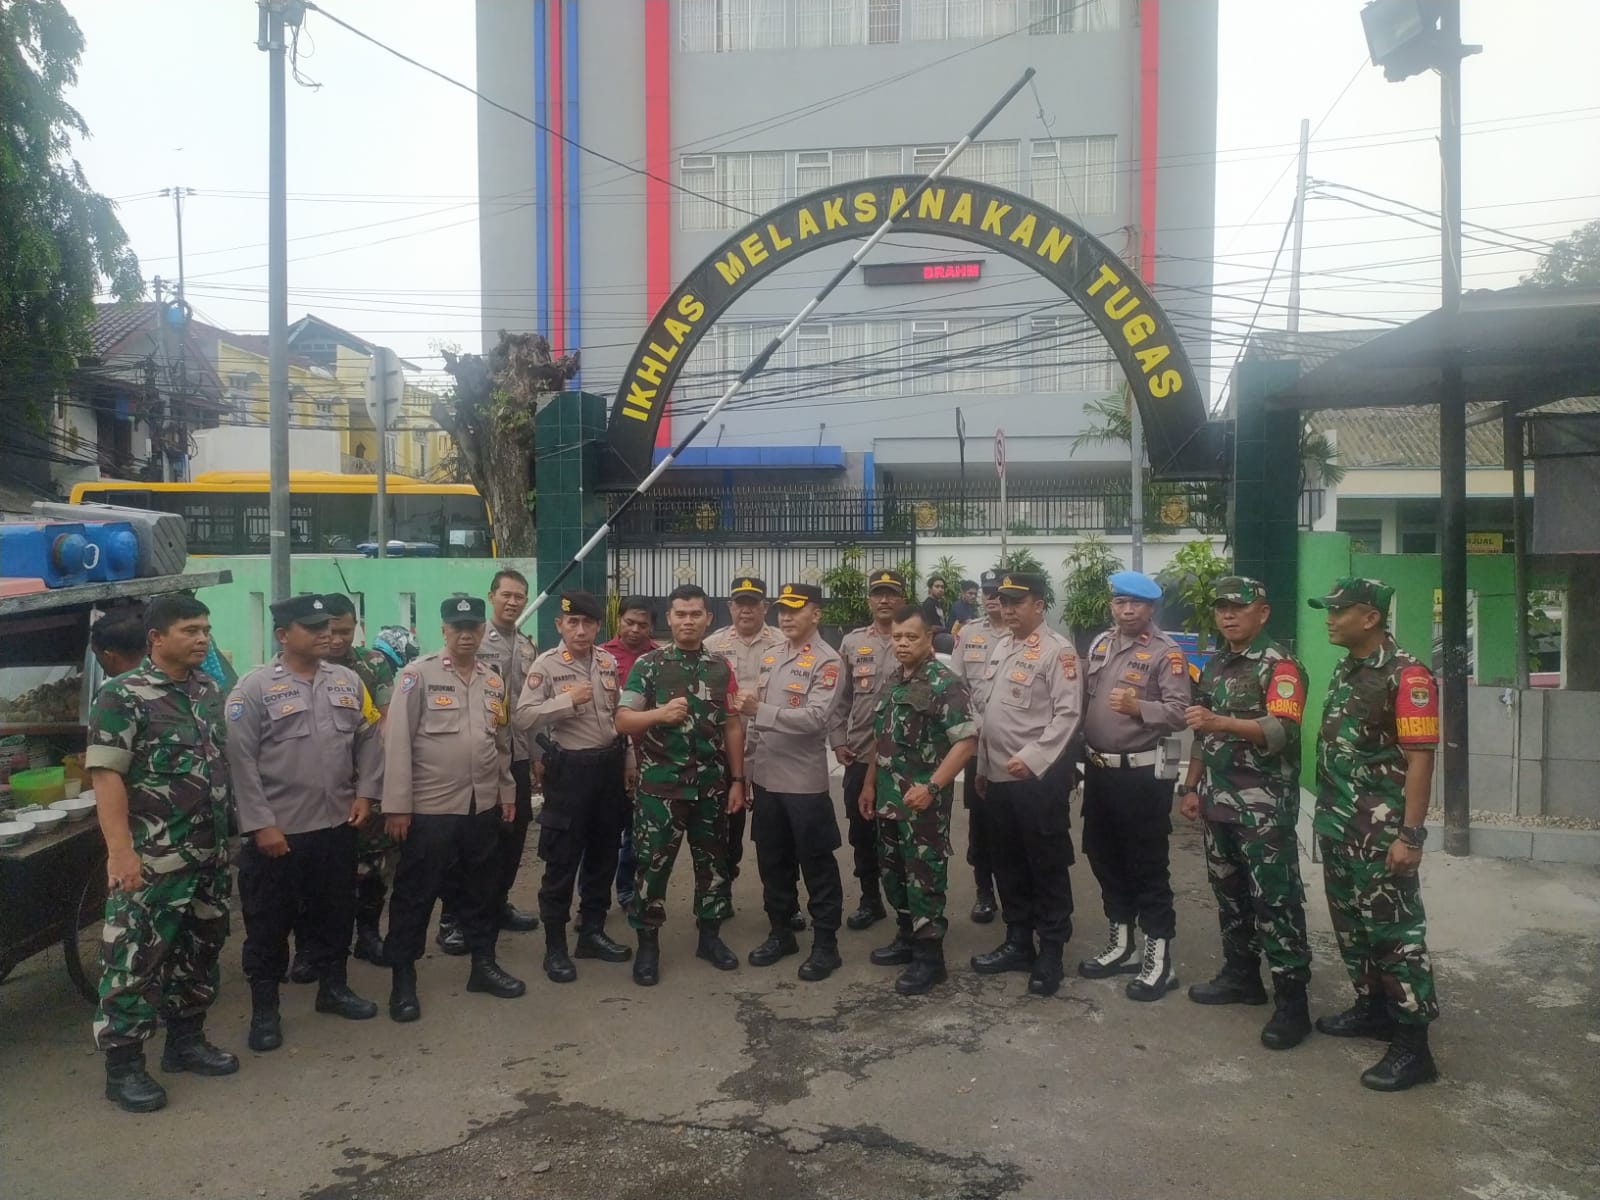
[1086,746,1160,770]
[555,738,626,762]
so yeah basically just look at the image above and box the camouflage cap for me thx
[1308,576,1393,618]
[1212,576,1267,605]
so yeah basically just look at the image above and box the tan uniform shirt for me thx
[385,652,513,816]
[748,637,842,794]
[973,626,1083,782]
[226,656,385,836]
[831,624,896,758]
[1082,625,1191,753]
[514,644,633,765]
[704,623,783,734]
[949,615,1006,712]
[478,621,537,762]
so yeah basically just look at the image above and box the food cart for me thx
[0,570,230,1002]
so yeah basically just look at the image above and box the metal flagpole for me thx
[517,68,1038,630]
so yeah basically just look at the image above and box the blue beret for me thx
[1108,571,1162,601]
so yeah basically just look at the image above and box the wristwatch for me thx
[730,775,746,784]
[1397,824,1428,848]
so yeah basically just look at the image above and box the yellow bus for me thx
[69,472,493,557]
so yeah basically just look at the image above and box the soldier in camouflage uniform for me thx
[1179,577,1313,1050]
[85,594,238,1113]
[1310,577,1441,1092]
[859,605,977,995]
[615,583,747,986]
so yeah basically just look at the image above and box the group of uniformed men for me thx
[82,562,1442,1114]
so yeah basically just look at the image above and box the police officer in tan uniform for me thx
[831,568,908,932]
[515,590,635,983]
[949,568,1004,923]
[1077,570,1191,1002]
[382,595,524,1022]
[227,594,386,1051]
[969,572,1083,998]
[737,583,846,982]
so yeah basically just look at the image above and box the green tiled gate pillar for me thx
[1231,358,1302,646]
[534,391,609,649]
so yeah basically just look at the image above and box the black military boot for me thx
[1361,1023,1439,1092]
[798,928,842,982]
[499,902,540,933]
[543,925,578,984]
[466,949,527,998]
[695,920,739,971]
[160,1014,239,1076]
[748,922,801,967]
[1076,920,1138,979]
[633,928,661,987]
[971,924,1036,974]
[247,980,284,1051]
[969,886,997,925]
[845,887,887,931]
[1188,953,1269,1006]
[895,939,948,996]
[388,962,421,1023]
[869,916,915,966]
[1028,939,1066,997]
[787,909,808,932]
[1260,976,1312,1050]
[315,964,379,1021]
[287,944,319,984]
[574,920,632,963]
[1315,992,1398,1041]
[105,1044,168,1113]
[351,877,387,965]
[435,912,468,956]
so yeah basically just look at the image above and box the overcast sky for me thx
[64,0,1600,404]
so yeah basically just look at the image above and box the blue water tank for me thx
[0,522,92,588]
[81,521,139,582]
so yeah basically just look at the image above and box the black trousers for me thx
[986,757,1076,944]
[751,784,844,933]
[536,744,629,928]
[725,805,747,884]
[840,760,879,891]
[440,759,533,920]
[384,806,503,964]
[963,759,994,891]
[1081,762,1176,940]
[239,824,358,984]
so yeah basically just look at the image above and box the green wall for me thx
[184,556,539,670]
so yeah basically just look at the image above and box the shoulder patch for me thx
[820,662,839,690]
[226,699,245,721]
[1264,660,1304,721]
[400,672,419,694]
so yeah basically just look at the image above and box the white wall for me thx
[190,426,342,476]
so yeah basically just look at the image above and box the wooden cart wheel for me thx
[63,870,108,1005]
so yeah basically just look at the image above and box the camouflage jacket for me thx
[871,656,977,821]
[620,645,735,800]
[336,645,398,711]
[1315,635,1439,854]
[1195,632,1307,826]
[84,658,230,871]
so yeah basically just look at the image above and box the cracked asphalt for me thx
[2,810,1597,1200]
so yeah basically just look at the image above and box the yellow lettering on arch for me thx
[1007,213,1037,249]
[887,187,911,220]
[676,293,705,322]
[740,232,769,267]
[767,222,793,251]
[625,380,656,411]
[949,192,974,225]
[1122,314,1156,347]
[636,356,668,387]
[1035,225,1073,265]
[1149,368,1184,398]
[918,188,946,221]
[620,407,650,422]
[797,207,821,239]
[979,201,1011,235]
[1134,344,1171,374]
[664,318,692,343]
[822,197,848,229]
[1103,285,1141,321]
[1085,262,1119,296]
[714,252,747,286]
[853,191,877,223]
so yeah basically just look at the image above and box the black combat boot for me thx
[105,1044,167,1113]
[895,939,948,996]
[160,1014,239,1076]
[315,963,379,1021]
[543,925,578,984]
[466,949,527,998]
[247,979,284,1051]
[695,920,739,971]
[1260,975,1312,1050]
[1360,1023,1439,1092]
[351,876,387,965]
[845,886,887,931]
[435,912,468,956]
[870,916,915,967]
[1188,953,1269,1006]
[969,886,997,925]
[574,920,632,963]
[1315,992,1398,1041]
[787,909,808,932]
[499,902,540,933]
[287,943,319,984]
[798,928,842,982]
[1028,939,1066,997]
[971,924,1037,974]
[748,922,801,967]
[388,962,421,1023]
[633,927,661,987]
[1076,920,1138,979]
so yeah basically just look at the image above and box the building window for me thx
[678,151,785,230]
[794,323,833,390]
[1338,520,1384,554]
[1027,0,1117,34]
[1029,136,1116,215]
[828,145,904,183]
[868,0,902,43]
[680,0,785,52]
[795,149,833,193]
[1029,315,1114,393]
[910,0,1014,40]
[797,0,900,46]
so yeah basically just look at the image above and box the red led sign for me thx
[862,260,985,286]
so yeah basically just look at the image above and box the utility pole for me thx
[258,1,297,603]
[1287,118,1310,334]
[151,276,173,483]
[159,186,196,303]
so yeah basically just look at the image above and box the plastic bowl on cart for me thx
[18,807,67,832]
[0,820,34,848]
[10,767,65,807]
[50,795,97,822]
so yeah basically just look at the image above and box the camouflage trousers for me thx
[876,793,953,939]
[93,859,231,1051]
[628,786,733,929]
[1319,837,1440,1025]
[1203,820,1311,982]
